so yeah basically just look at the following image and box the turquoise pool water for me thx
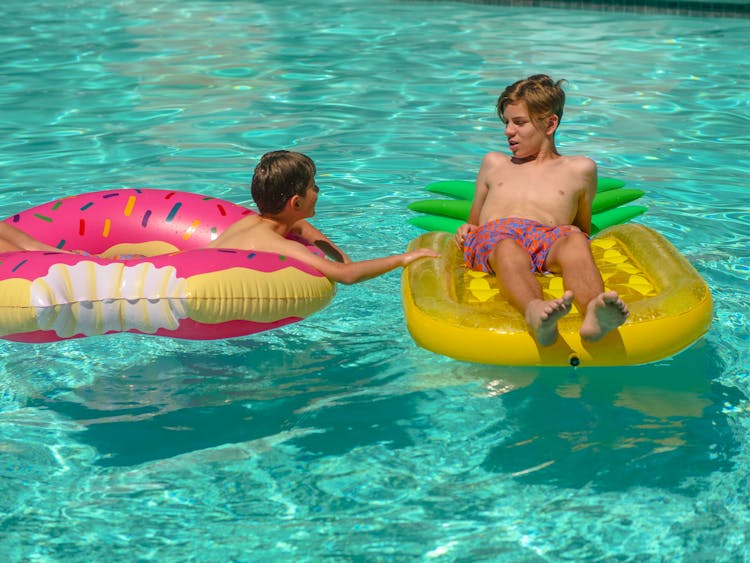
[1,0,749,560]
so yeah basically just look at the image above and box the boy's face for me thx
[502,101,552,159]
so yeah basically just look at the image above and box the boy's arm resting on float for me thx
[455,155,492,247]
[277,237,438,285]
[572,158,598,235]
[290,219,351,263]
[469,153,496,225]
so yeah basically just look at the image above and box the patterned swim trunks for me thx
[463,217,583,273]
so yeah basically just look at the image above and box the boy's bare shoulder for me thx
[481,151,511,167]
[478,151,512,181]
[208,214,267,249]
[561,154,597,172]
[553,155,597,185]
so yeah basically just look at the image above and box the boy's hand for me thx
[454,223,476,248]
[402,248,440,267]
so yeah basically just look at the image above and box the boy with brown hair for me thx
[209,150,437,283]
[455,74,628,346]
[1,150,437,285]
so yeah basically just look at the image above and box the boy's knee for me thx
[566,230,590,246]
[549,232,592,268]
[559,231,591,255]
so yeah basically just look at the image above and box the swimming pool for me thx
[1,0,749,559]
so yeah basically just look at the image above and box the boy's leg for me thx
[490,239,541,309]
[0,240,24,252]
[490,239,573,346]
[546,232,628,341]
[545,231,603,306]
[0,223,60,253]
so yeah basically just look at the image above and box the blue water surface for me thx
[1,0,749,560]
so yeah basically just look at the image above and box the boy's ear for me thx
[546,114,559,134]
[287,195,301,210]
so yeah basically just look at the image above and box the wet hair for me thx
[496,74,566,125]
[251,150,316,214]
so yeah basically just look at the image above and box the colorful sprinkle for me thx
[103,193,119,199]
[141,210,152,228]
[247,253,256,259]
[80,202,94,211]
[183,220,200,240]
[79,219,85,236]
[51,201,63,211]
[210,227,218,240]
[11,214,19,223]
[217,204,226,216]
[165,202,182,223]
[165,192,176,200]
[33,213,53,223]
[124,196,136,217]
[102,218,111,238]
[57,240,66,249]
[11,259,28,273]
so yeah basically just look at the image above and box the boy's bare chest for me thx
[490,169,579,203]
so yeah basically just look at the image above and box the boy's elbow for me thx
[336,272,360,285]
[325,266,359,285]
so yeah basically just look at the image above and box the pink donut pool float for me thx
[0,188,334,343]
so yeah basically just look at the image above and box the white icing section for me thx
[30,261,188,337]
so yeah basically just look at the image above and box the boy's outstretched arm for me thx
[317,248,439,285]
[279,239,438,285]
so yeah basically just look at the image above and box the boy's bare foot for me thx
[580,290,629,342]
[525,290,574,346]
